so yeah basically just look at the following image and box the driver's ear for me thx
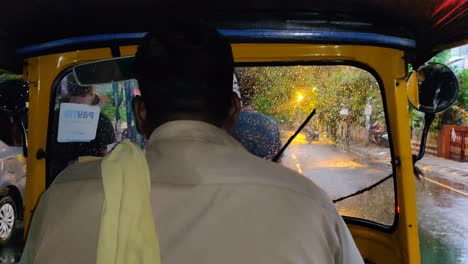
[224,93,241,131]
[133,95,151,138]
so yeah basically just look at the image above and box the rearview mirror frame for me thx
[73,56,135,86]
[407,62,459,114]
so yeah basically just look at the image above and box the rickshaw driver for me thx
[20,21,364,264]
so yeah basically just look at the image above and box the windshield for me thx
[47,64,395,226]
[234,65,395,226]
[47,73,143,184]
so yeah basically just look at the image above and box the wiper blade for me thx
[333,174,393,203]
[273,109,316,162]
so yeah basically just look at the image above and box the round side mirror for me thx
[407,62,459,113]
[0,80,29,114]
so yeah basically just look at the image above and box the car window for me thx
[234,65,395,226]
[0,113,23,148]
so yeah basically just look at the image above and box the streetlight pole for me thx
[365,102,372,143]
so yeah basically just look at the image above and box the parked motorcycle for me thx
[370,125,388,147]
[304,126,320,142]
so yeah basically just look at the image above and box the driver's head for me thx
[133,20,239,138]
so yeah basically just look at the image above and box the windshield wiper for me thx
[273,109,316,162]
[333,174,393,203]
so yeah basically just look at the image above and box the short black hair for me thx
[134,20,234,125]
[235,73,255,106]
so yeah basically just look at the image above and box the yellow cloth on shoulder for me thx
[96,141,161,264]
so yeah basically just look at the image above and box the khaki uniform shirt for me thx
[21,120,363,264]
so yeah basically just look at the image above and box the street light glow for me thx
[297,93,304,102]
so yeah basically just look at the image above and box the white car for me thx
[0,126,26,245]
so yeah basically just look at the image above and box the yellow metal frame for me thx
[24,48,113,226]
[23,44,420,263]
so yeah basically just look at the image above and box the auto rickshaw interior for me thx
[0,1,466,263]
[61,60,396,225]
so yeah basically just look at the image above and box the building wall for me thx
[449,44,468,71]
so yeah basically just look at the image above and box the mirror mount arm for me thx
[412,113,435,179]
[415,113,436,162]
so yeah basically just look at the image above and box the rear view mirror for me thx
[407,62,459,114]
[0,79,29,114]
[407,62,460,169]
[73,56,135,86]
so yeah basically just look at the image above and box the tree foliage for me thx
[457,69,468,107]
[236,66,383,139]
[430,50,451,64]
[100,88,127,123]
[0,71,22,81]
[455,69,468,124]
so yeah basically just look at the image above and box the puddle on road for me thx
[416,179,468,264]
[312,160,364,169]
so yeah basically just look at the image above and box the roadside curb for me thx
[345,146,392,169]
[345,144,468,192]
[418,166,468,191]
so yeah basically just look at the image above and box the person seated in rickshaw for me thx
[49,74,116,178]
[229,74,281,161]
[21,21,364,264]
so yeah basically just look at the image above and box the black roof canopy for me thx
[0,0,466,71]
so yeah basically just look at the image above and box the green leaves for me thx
[430,50,451,64]
[457,69,468,107]
[0,72,22,82]
[100,89,127,122]
[236,65,384,139]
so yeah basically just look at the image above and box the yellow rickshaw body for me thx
[23,44,419,263]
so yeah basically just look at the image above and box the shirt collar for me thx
[145,120,245,184]
[147,120,244,151]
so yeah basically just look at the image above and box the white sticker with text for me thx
[57,103,101,143]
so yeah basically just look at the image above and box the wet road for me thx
[281,139,395,225]
[281,141,468,264]
[417,179,468,264]
[2,141,467,263]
